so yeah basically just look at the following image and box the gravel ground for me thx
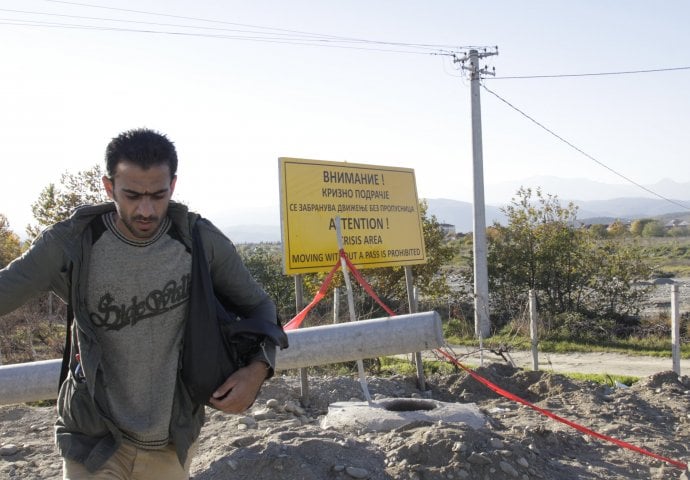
[1,278,688,479]
[1,364,690,480]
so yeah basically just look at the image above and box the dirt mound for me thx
[428,363,583,404]
[634,371,690,390]
[1,364,689,479]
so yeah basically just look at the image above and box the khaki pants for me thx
[63,441,197,480]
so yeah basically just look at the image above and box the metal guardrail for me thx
[0,312,443,406]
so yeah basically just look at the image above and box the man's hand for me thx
[209,361,269,414]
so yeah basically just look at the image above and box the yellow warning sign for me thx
[279,157,427,274]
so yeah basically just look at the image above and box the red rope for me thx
[340,250,396,317]
[435,348,688,471]
[283,249,396,330]
[283,260,340,331]
[281,253,688,471]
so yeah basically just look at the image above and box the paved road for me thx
[444,347,688,378]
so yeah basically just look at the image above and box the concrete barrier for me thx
[275,311,443,370]
[0,312,443,406]
[0,359,62,406]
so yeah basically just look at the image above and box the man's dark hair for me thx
[105,128,178,179]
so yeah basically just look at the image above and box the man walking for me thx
[0,128,277,479]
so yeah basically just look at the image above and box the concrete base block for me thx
[320,397,486,433]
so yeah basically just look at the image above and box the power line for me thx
[481,83,690,213]
[30,2,690,82]
[0,17,452,55]
[490,66,690,80]
[37,0,474,51]
[0,7,385,41]
[1,4,486,56]
[14,3,687,213]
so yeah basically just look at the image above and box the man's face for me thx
[102,160,177,241]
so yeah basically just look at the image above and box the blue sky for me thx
[1,0,689,233]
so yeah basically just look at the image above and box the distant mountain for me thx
[216,177,690,241]
[222,224,281,244]
[425,196,690,234]
[575,197,690,219]
[486,176,690,204]
[424,198,506,233]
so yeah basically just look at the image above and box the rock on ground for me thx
[1,365,690,479]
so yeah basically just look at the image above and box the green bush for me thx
[549,312,616,342]
[443,317,475,340]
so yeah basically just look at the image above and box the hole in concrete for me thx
[384,399,437,412]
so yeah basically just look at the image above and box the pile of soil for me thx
[1,363,689,479]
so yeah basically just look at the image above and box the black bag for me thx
[181,219,288,406]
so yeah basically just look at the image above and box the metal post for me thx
[295,274,309,405]
[295,274,304,312]
[529,290,538,371]
[671,284,680,375]
[335,217,372,402]
[333,288,340,324]
[405,266,426,390]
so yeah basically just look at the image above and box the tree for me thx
[486,187,651,331]
[607,220,629,237]
[0,214,22,268]
[588,224,608,239]
[630,218,654,237]
[487,188,588,319]
[584,240,650,321]
[27,165,108,239]
[641,221,665,238]
[668,226,689,237]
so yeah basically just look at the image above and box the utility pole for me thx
[455,47,497,339]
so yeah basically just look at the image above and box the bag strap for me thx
[57,215,105,391]
[58,263,74,392]
[58,302,73,391]
[193,217,288,350]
